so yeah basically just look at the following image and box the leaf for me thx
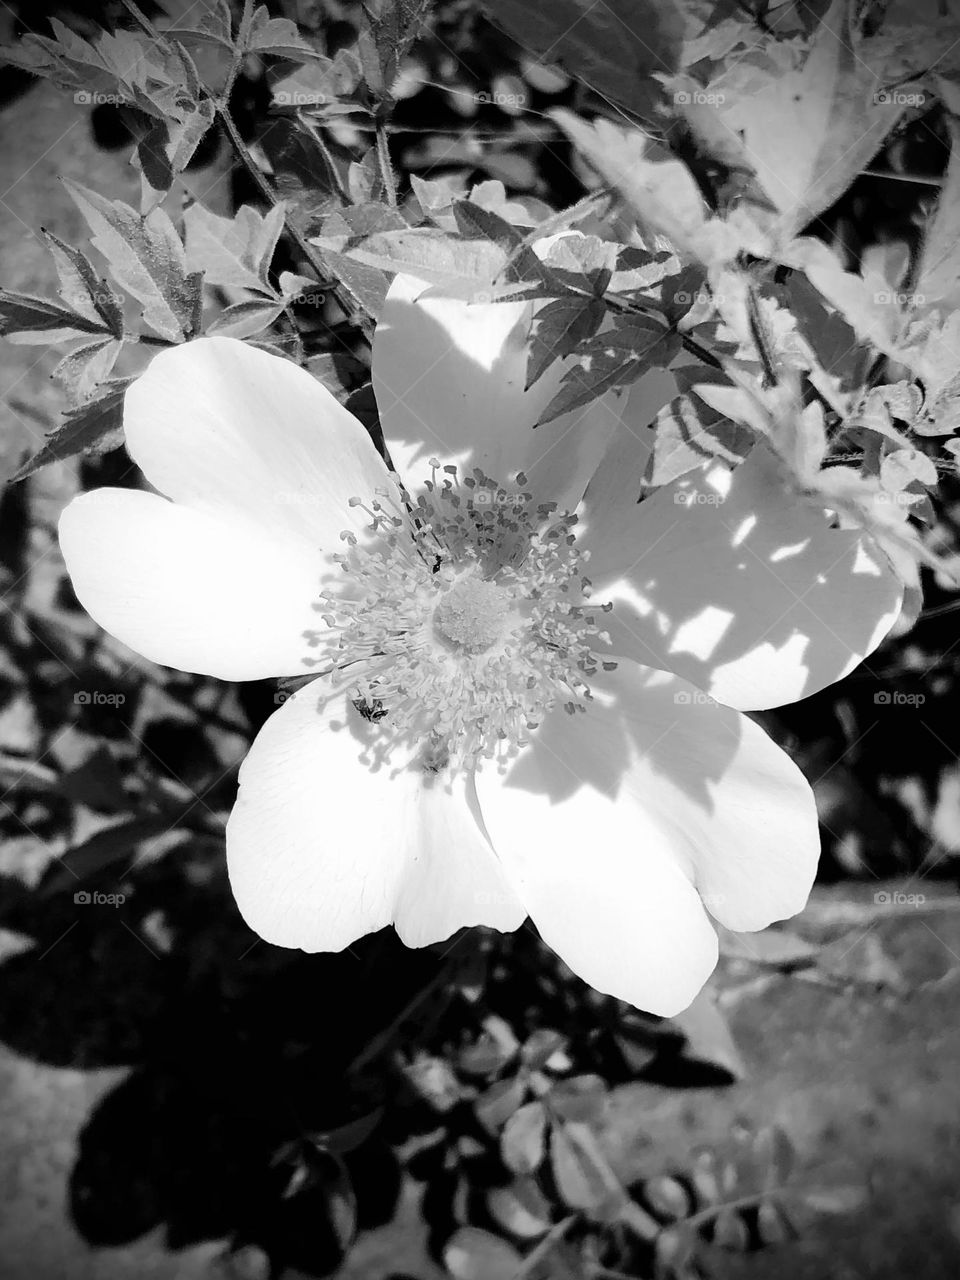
[356,0,431,102]
[647,373,755,489]
[539,316,679,425]
[486,1178,553,1239]
[670,988,746,1081]
[501,1101,547,1175]
[475,1076,527,1134]
[313,226,505,291]
[135,101,217,206]
[914,116,960,311]
[717,924,819,970]
[166,0,234,47]
[485,0,684,119]
[10,380,131,483]
[644,1175,690,1221]
[64,179,201,343]
[53,337,123,404]
[239,5,323,61]
[553,111,747,268]
[38,816,175,896]
[549,1120,622,1216]
[707,0,905,237]
[308,1107,384,1155]
[756,1196,795,1245]
[527,296,606,388]
[42,231,124,337]
[458,1017,520,1078]
[711,1206,750,1250]
[880,447,938,492]
[205,291,286,339]
[443,1226,525,1280]
[548,1074,607,1124]
[0,291,108,343]
[520,1028,567,1070]
[184,202,286,292]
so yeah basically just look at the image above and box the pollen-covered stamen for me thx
[316,464,616,771]
[434,575,513,651]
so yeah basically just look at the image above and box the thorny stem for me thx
[375,119,398,206]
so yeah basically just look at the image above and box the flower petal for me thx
[578,439,902,710]
[372,274,652,511]
[474,659,818,1014]
[124,336,394,547]
[58,488,326,680]
[226,683,526,952]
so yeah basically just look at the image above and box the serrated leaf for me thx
[10,380,131,482]
[239,5,323,60]
[64,180,200,342]
[539,317,678,425]
[53,337,123,404]
[206,298,287,338]
[357,0,431,102]
[527,296,606,388]
[166,0,234,47]
[485,0,684,118]
[0,291,108,342]
[42,231,124,336]
[443,1226,524,1280]
[136,101,216,206]
[184,202,286,292]
[501,1101,547,1175]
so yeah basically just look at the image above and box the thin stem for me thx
[375,119,398,207]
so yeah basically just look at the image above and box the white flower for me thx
[58,280,902,1015]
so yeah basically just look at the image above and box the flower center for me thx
[311,463,614,772]
[434,574,512,651]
